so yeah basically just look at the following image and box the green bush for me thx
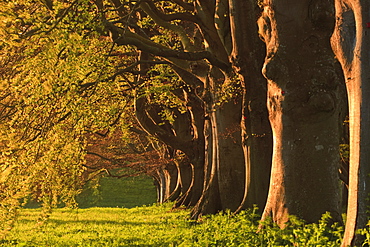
[181,209,343,246]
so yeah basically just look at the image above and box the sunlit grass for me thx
[0,175,350,246]
[1,204,347,247]
[2,203,190,246]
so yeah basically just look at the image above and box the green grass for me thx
[1,204,188,246]
[1,204,348,247]
[76,175,157,208]
[1,174,358,246]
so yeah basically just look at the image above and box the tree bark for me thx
[191,97,245,217]
[331,0,370,245]
[259,0,343,227]
[229,0,272,212]
[215,98,245,211]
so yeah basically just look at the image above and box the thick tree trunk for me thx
[171,161,190,204]
[156,169,167,203]
[215,99,245,211]
[191,0,274,216]
[162,163,178,201]
[190,113,223,218]
[191,95,245,217]
[229,0,272,212]
[176,162,204,207]
[191,133,222,218]
[331,1,370,245]
[259,0,343,227]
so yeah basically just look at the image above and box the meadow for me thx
[1,175,368,246]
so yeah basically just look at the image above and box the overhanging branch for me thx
[106,22,231,71]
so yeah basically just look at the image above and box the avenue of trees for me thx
[0,0,369,245]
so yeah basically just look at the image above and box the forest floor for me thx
[0,175,357,246]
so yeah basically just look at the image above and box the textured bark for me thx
[259,0,343,226]
[163,163,179,201]
[229,0,272,212]
[170,161,190,204]
[194,1,246,212]
[156,169,167,203]
[191,0,273,217]
[215,99,245,211]
[191,97,245,216]
[331,1,370,245]
[191,121,222,218]
[108,0,273,218]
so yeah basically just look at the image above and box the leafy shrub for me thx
[181,208,343,246]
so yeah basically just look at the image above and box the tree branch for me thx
[140,2,195,51]
[106,24,230,71]
[135,96,193,155]
[144,1,197,22]
[170,0,194,11]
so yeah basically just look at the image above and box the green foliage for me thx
[0,0,247,240]
[214,74,242,106]
[184,210,343,246]
[0,1,131,235]
[0,171,347,246]
[340,144,349,162]
[0,204,346,246]
[356,223,370,246]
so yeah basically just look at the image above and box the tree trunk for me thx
[229,0,273,212]
[170,161,190,204]
[331,0,370,245]
[163,162,178,201]
[190,113,223,218]
[176,162,204,207]
[157,168,166,203]
[259,0,343,227]
[191,94,244,216]
[215,98,245,211]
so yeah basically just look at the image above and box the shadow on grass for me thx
[46,218,161,227]
[16,217,162,227]
[0,238,161,247]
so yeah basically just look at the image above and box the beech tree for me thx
[97,0,273,216]
[331,0,370,245]
[258,0,345,226]
[1,0,370,245]
[0,0,273,227]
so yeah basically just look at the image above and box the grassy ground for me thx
[0,175,360,246]
[1,204,189,246]
[76,175,157,208]
[1,204,347,246]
